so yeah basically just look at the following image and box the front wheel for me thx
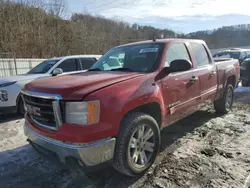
[113,112,160,176]
[214,84,234,114]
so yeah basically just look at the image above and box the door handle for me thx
[210,71,216,76]
[190,76,198,83]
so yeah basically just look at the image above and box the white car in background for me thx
[0,55,102,114]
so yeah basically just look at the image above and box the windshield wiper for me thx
[110,68,133,72]
[88,68,102,71]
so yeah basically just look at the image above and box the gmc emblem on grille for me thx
[26,104,41,116]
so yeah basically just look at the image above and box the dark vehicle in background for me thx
[213,48,250,65]
[240,58,250,86]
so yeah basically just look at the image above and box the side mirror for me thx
[168,59,192,73]
[52,68,63,76]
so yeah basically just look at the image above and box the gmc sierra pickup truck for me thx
[22,39,240,177]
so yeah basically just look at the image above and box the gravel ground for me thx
[1,90,250,188]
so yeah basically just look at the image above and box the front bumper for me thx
[24,123,116,167]
[0,105,17,114]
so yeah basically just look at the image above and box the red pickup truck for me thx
[22,39,240,176]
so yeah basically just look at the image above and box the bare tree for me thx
[5,0,250,58]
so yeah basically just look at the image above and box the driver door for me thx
[161,42,201,127]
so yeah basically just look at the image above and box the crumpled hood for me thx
[24,71,144,99]
[0,74,48,85]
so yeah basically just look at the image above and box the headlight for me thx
[0,90,8,101]
[65,101,100,125]
[0,81,17,88]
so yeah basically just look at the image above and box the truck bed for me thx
[214,58,240,100]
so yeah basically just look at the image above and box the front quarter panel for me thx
[84,73,165,137]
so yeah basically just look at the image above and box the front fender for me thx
[119,84,165,127]
[83,74,164,135]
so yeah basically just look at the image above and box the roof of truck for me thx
[115,38,205,48]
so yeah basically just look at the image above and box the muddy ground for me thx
[1,90,250,188]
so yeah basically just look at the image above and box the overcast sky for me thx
[67,0,250,33]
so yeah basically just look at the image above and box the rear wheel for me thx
[214,84,234,114]
[113,112,160,176]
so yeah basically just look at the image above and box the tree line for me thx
[0,0,176,58]
[187,25,250,49]
[0,0,250,58]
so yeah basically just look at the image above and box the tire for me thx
[113,112,161,177]
[242,80,250,87]
[18,97,25,115]
[214,84,234,114]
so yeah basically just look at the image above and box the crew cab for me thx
[22,39,240,176]
[0,55,101,114]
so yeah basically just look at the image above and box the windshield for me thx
[90,43,164,72]
[213,51,240,59]
[27,59,60,74]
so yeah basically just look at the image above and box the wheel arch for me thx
[122,102,163,128]
[225,75,236,88]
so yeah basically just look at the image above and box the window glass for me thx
[80,58,97,70]
[166,43,190,66]
[57,58,78,72]
[90,43,163,72]
[191,43,210,67]
[117,53,125,65]
[27,59,60,74]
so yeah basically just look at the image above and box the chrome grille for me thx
[22,91,62,131]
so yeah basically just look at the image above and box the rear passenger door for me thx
[56,58,80,74]
[161,42,201,126]
[190,42,217,103]
[79,58,97,70]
